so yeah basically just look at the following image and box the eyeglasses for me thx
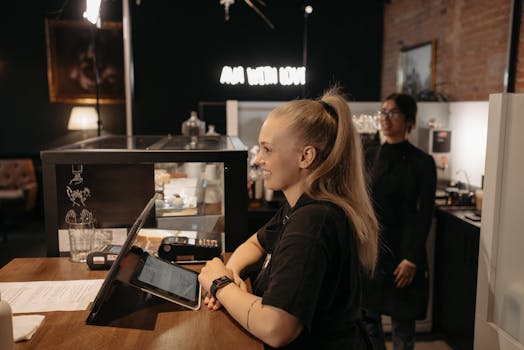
[378,109,404,120]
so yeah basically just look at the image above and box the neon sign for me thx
[220,66,306,86]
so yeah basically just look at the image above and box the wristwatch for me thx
[210,275,234,298]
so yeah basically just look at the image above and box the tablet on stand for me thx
[86,195,201,327]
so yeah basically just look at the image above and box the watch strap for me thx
[210,275,234,298]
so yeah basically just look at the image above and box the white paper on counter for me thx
[0,279,104,313]
[13,314,46,341]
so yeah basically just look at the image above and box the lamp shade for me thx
[68,107,98,130]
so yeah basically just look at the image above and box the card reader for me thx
[158,236,221,263]
[86,245,122,270]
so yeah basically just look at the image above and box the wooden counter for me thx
[0,258,262,350]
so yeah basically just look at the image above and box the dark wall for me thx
[0,1,125,157]
[0,0,383,156]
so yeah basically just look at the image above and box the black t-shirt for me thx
[254,194,369,350]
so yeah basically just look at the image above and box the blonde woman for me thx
[199,88,378,349]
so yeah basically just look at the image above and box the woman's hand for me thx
[393,259,417,288]
[202,270,247,311]
[203,294,222,311]
[199,257,232,292]
[199,258,248,311]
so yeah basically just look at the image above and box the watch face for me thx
[211,276,233,297]
[216,276,231,285]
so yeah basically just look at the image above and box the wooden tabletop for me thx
[0,258,262,350]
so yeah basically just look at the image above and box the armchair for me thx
[0,159,38,242]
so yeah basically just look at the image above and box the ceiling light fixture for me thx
[305,5,313,14]
[83,0,101,26]
[220,0,235,21]
[219,0,274,29]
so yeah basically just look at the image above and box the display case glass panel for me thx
[41,135,247,257]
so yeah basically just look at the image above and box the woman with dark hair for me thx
[198,88,378,349]
[362,93,436,350]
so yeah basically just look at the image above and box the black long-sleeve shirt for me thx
[363,140,436,319]
[366,140,436,266]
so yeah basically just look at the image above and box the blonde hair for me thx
[271,87,378,273]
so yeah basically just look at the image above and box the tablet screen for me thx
[130,253,201,310]
[137,254,198,302]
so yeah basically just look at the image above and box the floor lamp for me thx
[84,0,102,137]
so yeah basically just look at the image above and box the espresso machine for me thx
[419,128,451,177]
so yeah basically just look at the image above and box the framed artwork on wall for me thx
[45,19,125,104]
[397,40,437,99]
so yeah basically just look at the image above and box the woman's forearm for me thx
[215,283,302,348]
[225,233,266,275]
[216,234,302,346]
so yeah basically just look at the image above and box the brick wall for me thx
[382,0,514,101]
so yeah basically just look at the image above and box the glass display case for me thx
[41,135,248,257]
